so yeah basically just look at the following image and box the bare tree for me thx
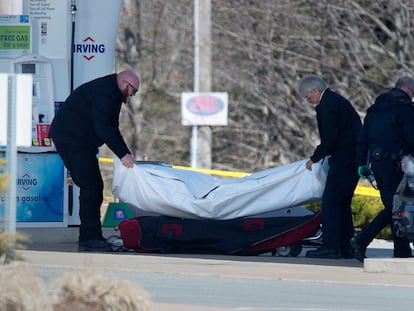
[116,0,414,172]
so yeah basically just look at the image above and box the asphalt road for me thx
[19,240,414,311]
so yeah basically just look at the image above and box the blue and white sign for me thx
[181,92,228,126]
[0,153,64,224]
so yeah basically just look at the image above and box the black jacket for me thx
[310,89,362,166]
[49,74,131,159]
[356,88,414,166]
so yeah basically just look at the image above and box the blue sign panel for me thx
[0,153,64,222]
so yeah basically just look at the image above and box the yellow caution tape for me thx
[172,165,250,178]
[354,185,380,197]
[99,157,114,164]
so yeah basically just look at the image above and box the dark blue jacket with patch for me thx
[356,88,414,166]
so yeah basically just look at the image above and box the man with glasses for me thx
[49,70,140,252]
[298,74,362,259]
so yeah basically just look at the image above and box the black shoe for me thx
[341,250,354,259]
[350,236,366,262]
[394,253,413,258]
[394,246,412,258]
[78,239,113,252]
[306,247,341,259]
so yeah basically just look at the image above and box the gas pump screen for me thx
[22,63,35,74]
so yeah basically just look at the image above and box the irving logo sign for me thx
[74,36,105,61]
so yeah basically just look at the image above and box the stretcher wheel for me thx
[289,244,302,257]
[275,244,302,257]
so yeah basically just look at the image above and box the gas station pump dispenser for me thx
[0,0,122,228]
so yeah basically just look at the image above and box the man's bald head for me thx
[117,70,140,97]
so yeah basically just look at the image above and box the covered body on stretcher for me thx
[112,157,329,220]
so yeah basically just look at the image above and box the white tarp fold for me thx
[112,158,329,220]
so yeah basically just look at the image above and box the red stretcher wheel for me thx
[275,244,302,257]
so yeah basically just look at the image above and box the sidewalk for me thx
[18,250,414,311]
[17,226,414,277]
[13,227,414,311]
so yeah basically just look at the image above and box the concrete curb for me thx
[364,257,414,274]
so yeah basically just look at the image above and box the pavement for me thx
[11,226,414,310]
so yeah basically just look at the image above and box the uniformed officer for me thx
[351,76,414,262]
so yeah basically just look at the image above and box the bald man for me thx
[49,70,140,251]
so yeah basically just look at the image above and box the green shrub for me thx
[351,195,382,228]
[351,195,391,240]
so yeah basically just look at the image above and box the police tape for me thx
[99,157,380,198]
[354,184,380,197]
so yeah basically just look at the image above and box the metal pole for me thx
[191,126,198,168]
[68,0,77,216]
[70,0,77,92]
[194,0,200,94]
[191,0,200,168]
[5,75,17,236]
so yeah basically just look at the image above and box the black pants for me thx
[54,141,104,242]
[358,158,411,257]
[321,162,359,253]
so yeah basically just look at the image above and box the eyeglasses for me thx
[123,80,138,94]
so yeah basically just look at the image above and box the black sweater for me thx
[310,89,362,166]
[49,74,131,159]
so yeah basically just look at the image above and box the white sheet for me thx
[112,158,329,220]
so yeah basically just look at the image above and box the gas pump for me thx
[13,54,54,150]
[1,0,123,231]
[7,53,67,227]
[0,11,67,227]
